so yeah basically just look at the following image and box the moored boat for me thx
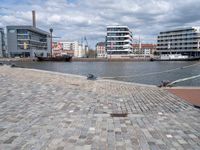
[36,55,72,62]
[151,54,200,61]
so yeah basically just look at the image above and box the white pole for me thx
[168,41,171,54]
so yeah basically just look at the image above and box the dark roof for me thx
[6,25,50,35]
[96,42,105,47]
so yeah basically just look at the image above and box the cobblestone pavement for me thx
[0,66,200,150]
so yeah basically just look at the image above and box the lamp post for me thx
[49,28,53,57]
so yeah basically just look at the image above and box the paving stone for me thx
[3,136,18,144]
[0,66,199,150]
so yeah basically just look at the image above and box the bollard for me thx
[87,74,97,80]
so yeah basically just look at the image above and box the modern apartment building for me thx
[106,26,133,55]
[157,27,200,56]
[7,26,51,58]
[96,42,106,57]
[0,28,5,57]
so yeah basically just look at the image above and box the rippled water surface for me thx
[13,61,200,86]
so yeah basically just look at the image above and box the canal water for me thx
[13,61,200,86]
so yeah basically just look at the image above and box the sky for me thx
[1,0,200,48]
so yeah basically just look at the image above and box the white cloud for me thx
[48,14,61,23]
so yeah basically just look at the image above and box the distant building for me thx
[133,44,156,55]
[96,42,106,57]
[52,41,88,57]
[0,28,5,57]
[6,26,51,58]
[106,25,133,55]
[52,42,63,57]
[74,43,88,58]
[157,27,200,56]
[60,41,79,56]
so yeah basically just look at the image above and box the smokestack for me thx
[32,10,36,28]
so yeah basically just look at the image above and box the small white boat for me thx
[160,54,188,60]
[151,54,200,61]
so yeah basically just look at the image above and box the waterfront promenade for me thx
[0,66,199,150]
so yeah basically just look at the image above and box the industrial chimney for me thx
[32,10,36,28]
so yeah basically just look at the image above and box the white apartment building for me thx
[157,27,200,56]
[106,25,133,55]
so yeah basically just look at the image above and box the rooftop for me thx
[160,27,200,34]
[96,42,105,47]
[6,25,50,35]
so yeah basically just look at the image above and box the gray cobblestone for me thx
[0,66,200,150]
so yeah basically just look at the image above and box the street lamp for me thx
[49,28,53,57]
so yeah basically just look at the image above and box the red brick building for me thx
[132,44,156,55]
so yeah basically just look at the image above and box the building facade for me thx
[157,27,200,56]
[52,42,63,57]
[106,26,133,55]
[60,41,79,56]
[52,41,88,58]
[74,43,88,58]
[60,41,79,51]
[133,44,156,55]
[7,26,51,58]
[96,42,106,57]
[0,28,5,57]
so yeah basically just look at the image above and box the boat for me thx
[151,54,200,61]
[36,55,72,62]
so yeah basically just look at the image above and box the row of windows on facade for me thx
[106,47,131,50]
[17,41,47,50]
[106,37,131,41]
[157,37,200,40]
[157,47,199,50]
[17,40,47,45]
[17,29,46,37]
[17,45,47,50]
[17,35,47,42]
[157,38,200,42]
[107,33,131,36]
[106,42,130,45]
[158,32,198,36]
[107,28,129,31]
[160,29,195,34]
[157,42,199,46]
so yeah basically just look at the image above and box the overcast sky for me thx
[1,0,200,48]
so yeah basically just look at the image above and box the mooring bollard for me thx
[87,74,97,80]
[10,64,17,68]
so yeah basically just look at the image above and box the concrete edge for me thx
[98,78,157,88]
[163,86,200,89]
